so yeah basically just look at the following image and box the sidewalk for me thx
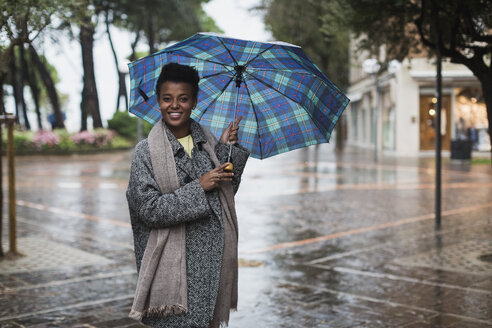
[0,145,491,327]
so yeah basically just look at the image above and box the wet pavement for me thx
[0,145,491,327]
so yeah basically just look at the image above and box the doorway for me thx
[419,95,451,150]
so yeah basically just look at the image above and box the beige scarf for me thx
[129,121,238,328]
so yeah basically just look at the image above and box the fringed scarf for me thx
[129,120,238,328]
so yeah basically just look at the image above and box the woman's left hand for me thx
[220,116,243,145]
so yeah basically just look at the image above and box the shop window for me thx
[455,88,490,151]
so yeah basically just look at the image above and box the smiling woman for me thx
[126,63,250,328]
[156,64,199,139]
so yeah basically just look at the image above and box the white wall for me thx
[394,62,420,156]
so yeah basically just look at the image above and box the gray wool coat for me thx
[126,120,249,328]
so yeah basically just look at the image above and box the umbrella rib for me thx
[218,38,239,66]
[246,71,305,110]
[242,79,264,159]
[246,71,326,139]
[247,69,342,106]
[248,67,335,88]
[244,44,275,67]
[166,51,233,70]
[197,76,235,122]
[201,69,234,80]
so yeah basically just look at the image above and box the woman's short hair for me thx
[155,63,200,99]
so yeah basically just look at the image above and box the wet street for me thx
[0,145,491,327]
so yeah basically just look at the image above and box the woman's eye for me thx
[162,97,171,102]
[180,97,188,102]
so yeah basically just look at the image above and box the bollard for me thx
[0,122,2,258]
[7,119,16,255]
[0,115,19,259]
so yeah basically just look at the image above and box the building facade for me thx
[345,54,490,157]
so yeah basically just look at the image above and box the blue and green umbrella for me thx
[128,32,349,159]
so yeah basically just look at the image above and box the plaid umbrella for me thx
[128,32,349,159]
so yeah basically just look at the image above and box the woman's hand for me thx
[199,163,234,191]
[220,116,243,145]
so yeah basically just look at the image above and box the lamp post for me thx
[363,58,381,162]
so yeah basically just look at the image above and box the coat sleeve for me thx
[215,141,249,194]
[126,140,212,229]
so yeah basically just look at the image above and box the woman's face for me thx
[158,81,197,137]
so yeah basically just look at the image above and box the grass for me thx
[471,157,491,165]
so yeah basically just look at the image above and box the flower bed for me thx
[2,128,133,155]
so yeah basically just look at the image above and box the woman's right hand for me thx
[199,163,234,191]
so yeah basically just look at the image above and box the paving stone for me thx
[1,149,491,327]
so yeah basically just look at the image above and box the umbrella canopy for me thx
[129,32,349,159]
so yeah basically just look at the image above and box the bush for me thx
[107,111,152,140]
[70,129,116,147]
[1,127,132,155]
[32,130,60,149]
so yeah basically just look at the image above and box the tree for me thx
[116,0,222,59]
[104,6,128,112]
[0,0,70,129]
[345,0,492,159]
[60,0,105,130]
[261,0,350,90]
[259,0,350,150]
[28,44,65,128]
[105,0,221,115]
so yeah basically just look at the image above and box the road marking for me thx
[277,280,492,326]
[14,200,131,228]
[1,270,136,293]
[0,294,135,322]
[242,202,492,254]
[303,264,491,295]
[309,244,384,263]
[240,181,492,197]
[16,217,134,250]
[308,220,491,264]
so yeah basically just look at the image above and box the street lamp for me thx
[363,58,381,162]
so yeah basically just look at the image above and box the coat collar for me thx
[162,119,209,179]
[163,119,207,157]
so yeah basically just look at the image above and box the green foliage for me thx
[261,0,350,90]
[113,0,221,51]
[107,111,152,140]
[471,158,492,165]
[344,0,492,65]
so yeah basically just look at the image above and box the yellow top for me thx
[177,134,194,158]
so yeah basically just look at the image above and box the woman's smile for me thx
[167,111,183,119]
[158,81,197,138]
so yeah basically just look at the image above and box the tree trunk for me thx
[19,44,31,130]
[80,84,88,131]
[130,29,142,62]
[9,46,21,125]
[80,21,103,129]
[480,76,492,163]
[106,12,128,112]
[117,71,129,111]
[29,44,65,129]
[0,73,5,115]
[147,11,156,54]
[26,46,42,129]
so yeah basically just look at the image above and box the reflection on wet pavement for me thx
[0,145,491,327]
